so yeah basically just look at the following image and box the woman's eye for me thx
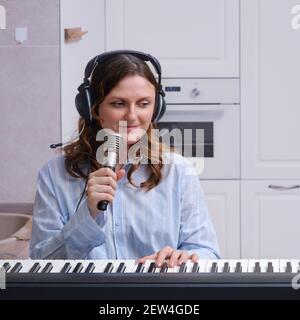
[111,102,125,107]
[139,102,150,108]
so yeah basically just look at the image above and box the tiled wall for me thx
[0,0,61,203]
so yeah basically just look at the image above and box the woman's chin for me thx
[127,138,140,146]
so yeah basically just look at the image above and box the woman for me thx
[30,51,220,267]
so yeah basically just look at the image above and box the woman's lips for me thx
[127,126,139,132]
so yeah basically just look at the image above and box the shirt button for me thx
[115,222,120,227]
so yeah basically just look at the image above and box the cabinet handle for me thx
[268,185,300,190]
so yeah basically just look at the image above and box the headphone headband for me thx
[84,50,162,86]
[76,50,166,125]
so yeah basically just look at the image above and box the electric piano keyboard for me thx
[1,259,300,300]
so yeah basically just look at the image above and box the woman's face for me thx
[98,75,156,146]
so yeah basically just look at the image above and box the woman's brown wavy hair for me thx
[63,54,167,191]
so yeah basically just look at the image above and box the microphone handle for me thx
[97,166,115,211]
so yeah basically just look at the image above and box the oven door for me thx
[157,104,240,179]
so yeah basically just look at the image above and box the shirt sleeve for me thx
[177,159,220,259]
[30,166,107,259]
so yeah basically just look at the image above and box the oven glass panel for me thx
[156,122,213,157]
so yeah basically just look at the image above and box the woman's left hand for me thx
[138,246,199,268]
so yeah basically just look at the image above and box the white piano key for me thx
[216,259,229,273]
[185,260,195,273]
[226,260,238,273]
[257,259,280,273]
[70,259,90,273]
[50,260,68,273]
[93,259,113,273]
[205,259,218,272]
[167,265,177,273]
[0,260,17,272]
[238,259,249,272]
[18,259,44,273]
[122,259,137,273]
[280,259,300,273]
[142,259,156,273]
[197,259,207,273]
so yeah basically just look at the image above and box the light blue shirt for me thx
[30,153,220,260]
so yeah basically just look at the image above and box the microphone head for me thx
[97,132,123,169]
[104,132,122,153]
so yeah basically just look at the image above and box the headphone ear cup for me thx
[75,86,94,125]
[152,94,166,123]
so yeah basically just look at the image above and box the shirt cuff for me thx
[62,198,107,252]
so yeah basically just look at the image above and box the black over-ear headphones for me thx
[75,50,166,126]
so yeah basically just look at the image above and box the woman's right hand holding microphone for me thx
[87,167,125,219]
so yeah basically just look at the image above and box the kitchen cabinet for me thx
[240,0,300,258]
[201,180,240,258]
[60,0,106,141]
[241,0,300,179]
[241,180,300,258]
[106,0,239,77]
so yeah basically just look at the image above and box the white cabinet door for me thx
[241,0,300,178]
[201,180,240,258]
[241,180,300,258]
[60,0,106,141]
[106,0,239,77]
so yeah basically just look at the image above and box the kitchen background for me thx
[0,0,300,259]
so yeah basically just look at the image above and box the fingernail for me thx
[157,262,161,267]
[170,262,174,267]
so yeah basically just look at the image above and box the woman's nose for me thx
[124,105,138,121]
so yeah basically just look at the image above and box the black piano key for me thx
[267,262,273,273]
[192,262,199,273]
[10,262,22,273]
[211,262,218,273]
[160,262,168,273]
[148,262,156,273]
[73,262,83,273]
[116,262,126,273]
[61,262,71,273]
[104,262,113,273]
[223,262,230,273]
[85,262,95,273]
[254,262,261,273]
[286,262,292,273]
[235,262,242,273]
[135,263,144,273]
[179,262,187,273]
[2,262,11,272]
[41,262,53,273]
[29,262,41,273]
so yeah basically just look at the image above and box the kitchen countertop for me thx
[0,239,30,259]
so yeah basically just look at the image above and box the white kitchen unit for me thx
[241,180,300,258]
[241,0,300,258]
[241,0,300,179]
[106,0,239,77]
[60,0,106,141]
[201,180,240,258]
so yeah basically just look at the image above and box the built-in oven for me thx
[158,79,240,179]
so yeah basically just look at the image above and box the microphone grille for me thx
[104,133,122,151]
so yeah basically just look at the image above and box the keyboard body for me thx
[1,259,300,300]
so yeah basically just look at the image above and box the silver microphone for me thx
[97,133,122,211]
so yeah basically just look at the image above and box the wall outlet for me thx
[15,27,28,44]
